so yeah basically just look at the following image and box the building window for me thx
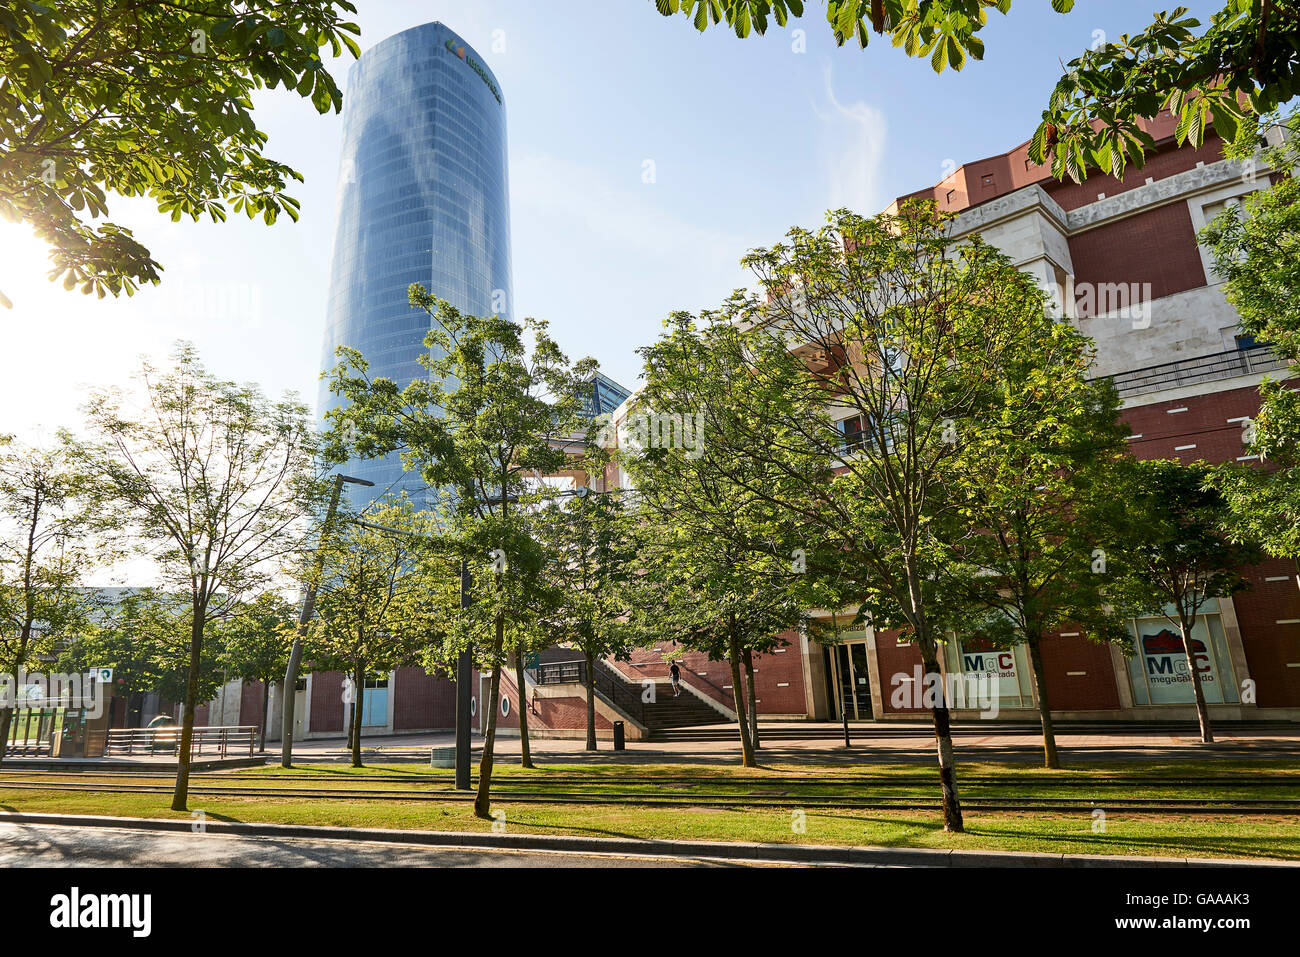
[1124,604,1239,706]
[942,639,1034,710]
[838,414,865,453]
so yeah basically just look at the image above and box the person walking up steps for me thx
[670,661,681,697]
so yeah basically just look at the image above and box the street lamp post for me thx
[280,472,373,768]
[456,559,473,789]
[350,483,616,787]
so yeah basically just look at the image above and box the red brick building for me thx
[205,118,1299,740]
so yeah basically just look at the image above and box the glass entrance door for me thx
[849,644,872,718]
[830,643,874,720]
[836,646,855,718]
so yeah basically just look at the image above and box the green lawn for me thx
[2,759,1298,861]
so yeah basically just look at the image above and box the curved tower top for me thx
[319,21,513,503]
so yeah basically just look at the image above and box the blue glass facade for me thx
[318,22,512,504]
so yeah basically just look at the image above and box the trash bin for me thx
[430,746,456,768]
[613,720,625,751]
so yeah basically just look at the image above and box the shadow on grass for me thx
[196,810,247,824]
[964,823,1300,861]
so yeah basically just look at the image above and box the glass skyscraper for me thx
[318,22,512,504]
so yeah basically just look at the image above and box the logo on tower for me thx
[444,38,502,104]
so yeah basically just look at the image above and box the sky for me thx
[0,0,1229,448]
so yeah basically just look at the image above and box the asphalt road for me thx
[0,822,753,868]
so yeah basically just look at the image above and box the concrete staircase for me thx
[590,660,730,737]
[639,686,731,734]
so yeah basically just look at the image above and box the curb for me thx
[1,812,1294,868]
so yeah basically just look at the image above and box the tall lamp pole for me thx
[280,473,373,768]
[352,485,614,788]
[456,559,474,790]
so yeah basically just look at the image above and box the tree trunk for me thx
[1179,617,1215,744]
[584,650,597,751]
[0,706,12,769]
[727,634,756,768]
[170,610,204,812]
[742,646,760,750]
[921,649,963,833]
[1026,639,1060,769]
[474,616,506,819]
[259,681,270,753]
[514,646,533,769]
[351,664,365,768]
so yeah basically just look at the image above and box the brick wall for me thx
[1121,378,1300,708]
[309,671,344,733]
[238,681,266,731]
[1069,202,1208,310]
[1045,133,1226,212]
[1038,633,1122,711]
[533,694,611,731]
[391,667,456,730]
[873,628,928,714]
[620,636,807,714]
[1123,382,1266,464]
[1233,557,1300,708]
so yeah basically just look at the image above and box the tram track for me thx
[5,768,1300,789]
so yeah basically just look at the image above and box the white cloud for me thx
[814,61,889,216]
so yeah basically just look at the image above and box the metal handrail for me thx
[106,725,257,758]
[592,659,650,727]
[1102,345,1289,398]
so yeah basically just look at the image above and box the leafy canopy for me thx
[651,2,1298,181]
[0,0,360,305]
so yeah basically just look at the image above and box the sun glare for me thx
[0,219,53,308]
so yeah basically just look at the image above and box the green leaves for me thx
[1030,3,1299,181]
[651,0,1013,68]
[323,288,601,669]
[0,1,362,302]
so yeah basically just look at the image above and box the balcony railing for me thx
[534,660,585,685]
[1103,345,1289,399]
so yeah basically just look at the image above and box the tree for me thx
[636,529,809,764]
[628,314,834,764]
[1116,459,1263,743]
[0,1,361,308]
[59,590,228,722]
[700,202,1075,831]
[308,498,449,768]
[1200,111,1300,358]
[324,286,594,817]
[947,332,1136,768]
[534,487,641,751]
[651,0,1018,57]
[1200,113,1300,575]
[217,592,297,752]
[1029,4,1300,181]
[68,343,321,810]
[0,440,96,767]
[1214,382,1300,568]
[649,3,1298,182]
